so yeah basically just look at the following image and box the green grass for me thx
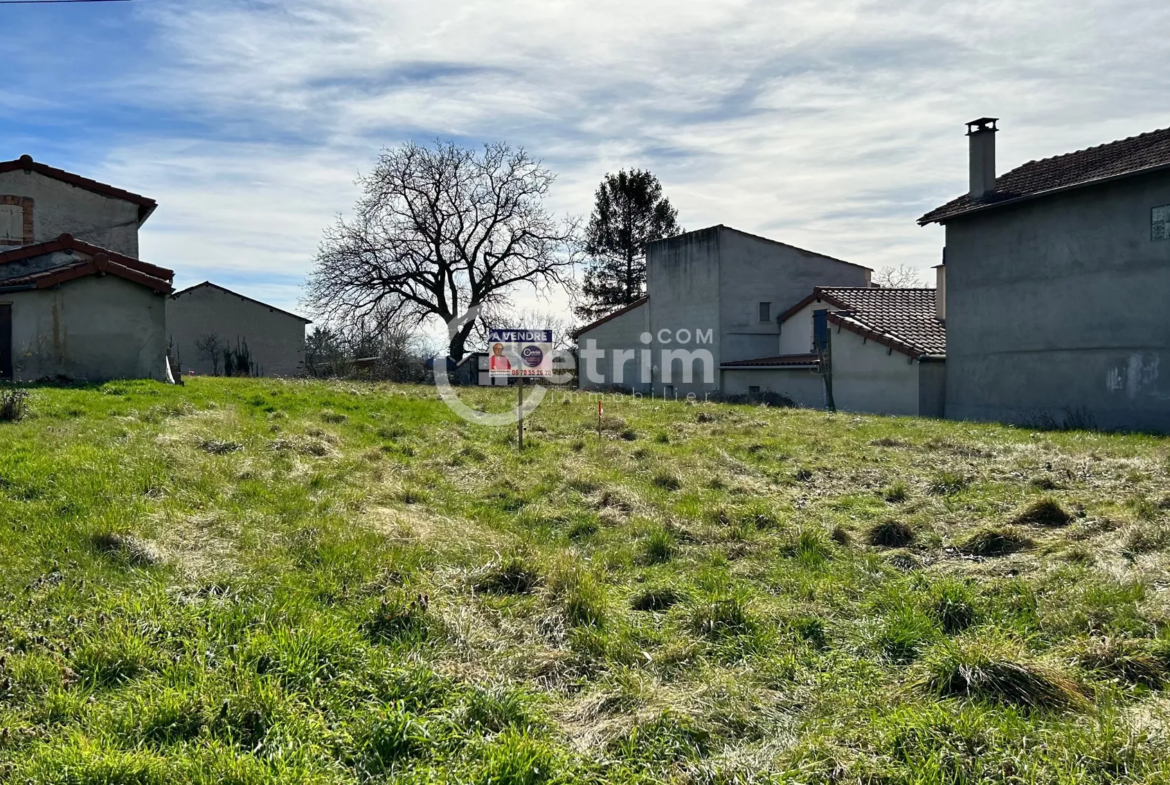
[1,378,1170,783]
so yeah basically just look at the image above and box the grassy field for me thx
[2,379,1170,784]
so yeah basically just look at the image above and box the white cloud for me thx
[55,0,1170,321]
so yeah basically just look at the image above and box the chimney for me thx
[966,117,998,200]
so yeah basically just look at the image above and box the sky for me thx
[2,0,1168,326]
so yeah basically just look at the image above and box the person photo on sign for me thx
[490,342,511,372]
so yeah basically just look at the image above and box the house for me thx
[168,282,311,377]
[0,156,172,382]
[573,225,872,397]
[920,120,1170,432]
[722,286,946,417]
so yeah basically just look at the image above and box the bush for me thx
[0,388,29,422]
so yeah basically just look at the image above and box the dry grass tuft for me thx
[1077,637,1170,688]
[1013,497,1072,527]
[960,527,1033,557]
[868,520,915,548]
[91,532,164,568]
[921,638,1090,711]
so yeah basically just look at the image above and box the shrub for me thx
[920,638,1089,710]
[0,389,29,422]
[868,520,916,548]
[960,527,1032,557]
[1012,497,1072,527]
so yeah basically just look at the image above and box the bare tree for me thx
[306,141,579,363]
[872,264,926,288]
[195,333,225,376]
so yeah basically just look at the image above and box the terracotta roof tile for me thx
[814,287,945,358]
[920,126,1170,224]
[0,234,173,283]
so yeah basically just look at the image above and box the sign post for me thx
[598,399,603,440]
[488,328,554,450]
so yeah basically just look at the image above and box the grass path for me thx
[1,379,1170,783]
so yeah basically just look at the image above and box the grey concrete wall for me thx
[646,228,722,397]
[943,169,1170,432]
[831,325,922,416]
[168,285,308,377]
[778,300,819,356]
[718,229,869,364]
[918,360,947,419]
[0,170,141,257]
[722,368,824,407]
[576,300,651,390]
[1,275,166,381]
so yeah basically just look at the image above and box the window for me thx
[759,302,771,323]
[0,205,21,243]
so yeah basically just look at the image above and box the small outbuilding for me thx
[0,234,174,382]
[168,282,311,377]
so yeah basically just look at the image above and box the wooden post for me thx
[598,399,603,440]
[517,375,524,450]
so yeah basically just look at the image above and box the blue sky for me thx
[3,0,1169,323]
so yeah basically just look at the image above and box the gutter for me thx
[0,283,36,294]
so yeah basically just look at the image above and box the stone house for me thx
[0,157,172,382]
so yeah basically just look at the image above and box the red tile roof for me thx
[919,126,1170,225]
[0,254,173,294]
[571,296,648,338]
[720,353,819,369]
[0,156,157,224]
[0,234,173,283]
[813,287,945,358]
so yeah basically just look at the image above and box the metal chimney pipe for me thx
[966,118,998,200]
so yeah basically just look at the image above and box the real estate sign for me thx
[488,329,554,378]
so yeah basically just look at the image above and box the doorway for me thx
[0,304,11,380]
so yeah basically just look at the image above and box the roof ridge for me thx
[1015,126,1170,170]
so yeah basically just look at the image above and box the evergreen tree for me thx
[575,169,681,321]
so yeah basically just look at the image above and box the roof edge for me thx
[0,157,158,225]
[571,296,648,338]
[919,160,1170,226]
[170,281,313,324]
